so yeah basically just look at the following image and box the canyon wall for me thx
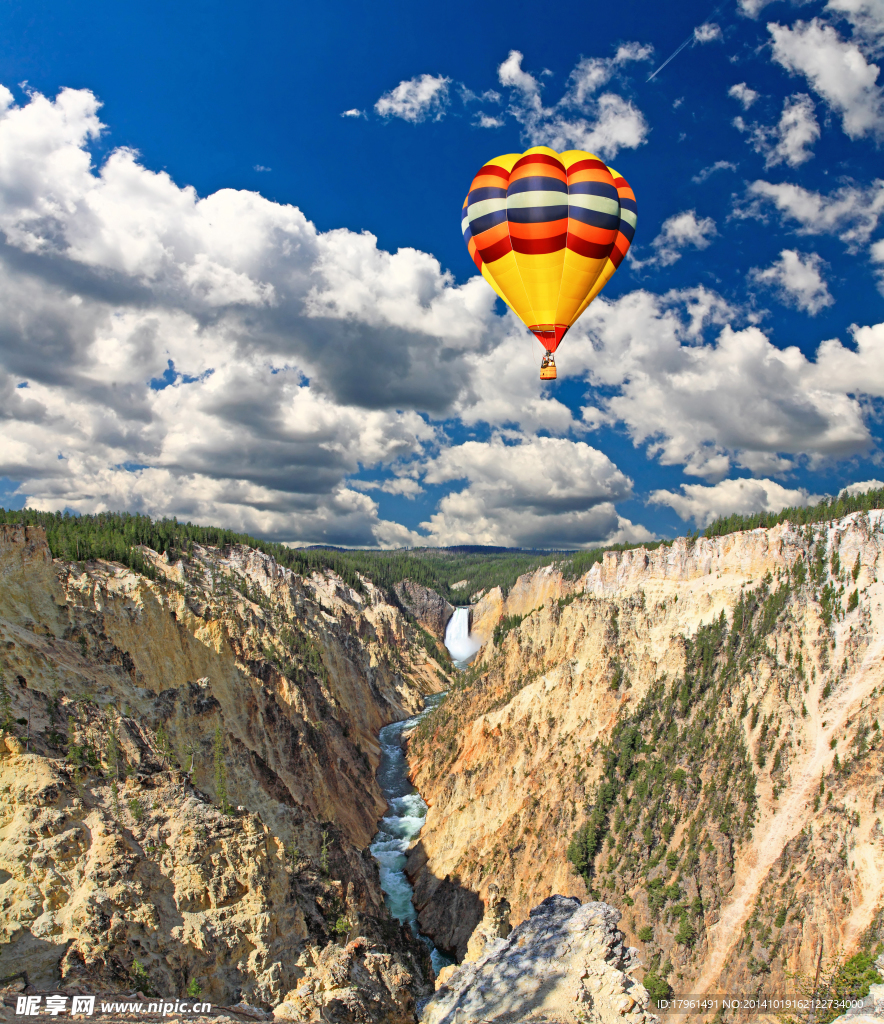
[0,526,445,1017]
[406,516,884,1006]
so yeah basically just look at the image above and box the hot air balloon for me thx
[461,146,636,380]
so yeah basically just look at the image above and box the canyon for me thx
[0,524,445,1020]
[407,513,884,1013]
[2,510,883,1023]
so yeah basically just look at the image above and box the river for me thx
[369,691,455,975]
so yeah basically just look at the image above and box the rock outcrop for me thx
[421,895,658,1024]
[394,581,455,641]
[407,514,884,1006]
[0,526,442,1011]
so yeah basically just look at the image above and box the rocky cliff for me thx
[406,515,884,1008]
[421,895,659,1024]
[0,525,445,1016]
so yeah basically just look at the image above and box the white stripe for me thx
[568,194,620,215]
[619,209,637,228]
[506,191,569,209]
[468,198,508,219]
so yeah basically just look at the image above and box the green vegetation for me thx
[703,486,884,538]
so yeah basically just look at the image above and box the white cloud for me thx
[650,478,815,525]
[692,160,738,183]
[749,249,834,314]
[253,164,271,172]
[738,0,778,18]
[341,108,365,118]
[350,477,425,499]
[569,287,872,479]
[374,74,451,122]
[0,83,532,545]
[769,19,884,140]
[826,0,884,54]
[474,113,505,128]
[729,82,760,109]
[872,237,884,292]
[734,93,820,166]
[736,178,884,249]
[844,478,884,494]
[632,210,717,268]
[495,47,653,159]
[418,436,652,548]
[695,22,723,43]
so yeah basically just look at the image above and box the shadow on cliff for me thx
[405,839,483,962]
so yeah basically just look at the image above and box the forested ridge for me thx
[2,485,880,606]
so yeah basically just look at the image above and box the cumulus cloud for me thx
[0,83,518,544]
[694,22,723,43]
[769,19,884,140]
[493,46,653,158]
[692,160,738,184]
[0,82,648,549]
[341,108,365,118]
[569,287,872,480]
[417,436,652,548]
[736,178,884,249]
[749,249,834,314]
[632,210,717,269]
[729,82,761,108]
[734,93,820,167]
[844,478,884,494]
[374,74,451,122]
[650,478,816,525]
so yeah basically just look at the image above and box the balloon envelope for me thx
[461,146,636,352]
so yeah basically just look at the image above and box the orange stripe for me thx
[473,219,511,246]
[566,219,617,244]
[471,171,510,190]
[507,218,568,240]
[567,167,614,185]
[508,161,566,184]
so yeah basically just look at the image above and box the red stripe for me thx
[478,235,513,263]
[567,159,608,175]
[567,236,614,259]
[480,164,512,179]
[513,153,564,170]
[609,237,628,268]
[511,234,567,255]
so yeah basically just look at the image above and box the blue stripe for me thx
[507,176,568,196]
[507,205,569,224]
[618,221,636,244]
[619,197,637,213]
[469,209,508,234]
[462,223,473,242]
[568,207,621,231]
[568,181,619,200]
[469,186,508,203]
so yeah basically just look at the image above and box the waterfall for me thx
[444,606,481,663]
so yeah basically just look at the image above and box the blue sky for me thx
[1,0,883,546]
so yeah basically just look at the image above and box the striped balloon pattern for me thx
[461,146,637,353]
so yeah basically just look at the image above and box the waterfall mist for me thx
[444,607,481,664]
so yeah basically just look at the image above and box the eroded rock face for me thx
[394,581,454,641]
[273,936,430,1022]
[407,513,884,1003]
[421,896,657,1024]
[0,526,441,1010]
